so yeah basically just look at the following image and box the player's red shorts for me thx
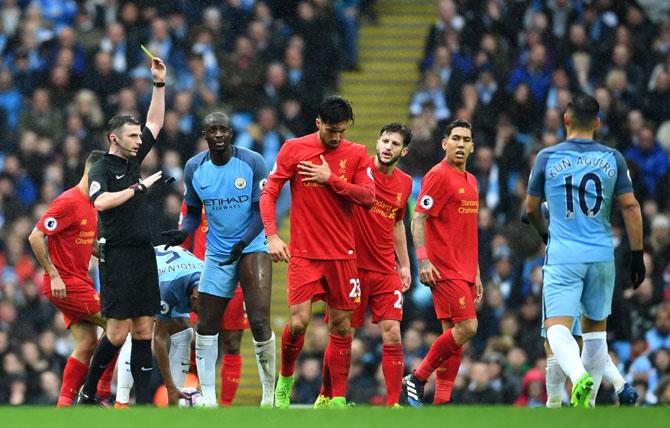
[287,257,360,310]
[432,279,477,322]
[44,280,100,329]
[351,268,403,328]
[189,287,249,330]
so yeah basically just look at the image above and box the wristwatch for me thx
[153,81,166,87]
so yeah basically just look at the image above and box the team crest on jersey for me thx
[396,192,402,203]
[89,181,101,197]
[43,217,58,231]
[339,159,347,173]
[234,177,247,189]
[80,218,88,225]
[420,195,434,209]
[160,301,170,315]
[259,178,267,191]
[458,187,465,194]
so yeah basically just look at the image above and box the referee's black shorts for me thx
[99,243,159,319]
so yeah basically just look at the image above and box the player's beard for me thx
[376,152,401,166]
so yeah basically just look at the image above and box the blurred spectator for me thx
[624,123,669,204]
[646,304,670,352]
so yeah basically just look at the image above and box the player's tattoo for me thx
[411,212,429,249]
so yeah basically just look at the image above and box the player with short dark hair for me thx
[260,95,375,408]
[162,111,275,407]
[77,57,168,405]
[402,119,483,407]
[524,94,644,407]
[316,123,413,408]
[28,150,108,407]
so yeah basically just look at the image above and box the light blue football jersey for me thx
[528,139,633,264]
[154,246,203,321]
[183,146,268,258]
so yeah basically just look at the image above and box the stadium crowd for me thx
[0,0,669,407]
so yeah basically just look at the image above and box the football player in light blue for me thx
[115,246,201,407]
[524,94,645,407]
[161,112,275,407]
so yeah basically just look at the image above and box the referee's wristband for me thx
[416,247,428,261]
[132,182,147,195]
[153,81,165,88]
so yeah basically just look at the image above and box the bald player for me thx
[161,112,275,407]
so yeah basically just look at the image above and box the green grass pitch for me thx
[1,406,668,428]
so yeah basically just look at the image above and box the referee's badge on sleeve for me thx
[160,301,170,315]
[259,178,267,190]
[89,181,101,197]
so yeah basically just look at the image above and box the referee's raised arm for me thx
[145,57,166,139]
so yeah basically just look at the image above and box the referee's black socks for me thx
[131,339,154,404]
[82,335,122,398]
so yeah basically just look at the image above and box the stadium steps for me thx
[340,0,436,151]
[233,0,436,405]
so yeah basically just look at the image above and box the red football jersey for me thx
[179,203,207,260]
[261,132,374,260]
[36,187,98,287]
[353,157,412,273]
[416,161,479,282]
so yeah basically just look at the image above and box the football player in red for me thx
[28,150,116,406]
[402,119,483,406]
[261,96,374,408]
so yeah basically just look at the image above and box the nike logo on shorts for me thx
[140,366,152,371]
[116,174,125,179]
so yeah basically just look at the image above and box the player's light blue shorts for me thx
[541,313,581,338]
[198,253,239,299]
[542,261,615,323]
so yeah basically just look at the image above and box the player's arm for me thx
[411,211,441,287]
[28,227,67,299]
[524,195,548,244]
[260,146,292,262]
[162,161,202,248]
[475,264,483,304]
[221,152,268,265]
[524,151,549,244]
[144,58,167,139]
[153,319,189,406]
[613,151,645,288]
[393,220,411,292]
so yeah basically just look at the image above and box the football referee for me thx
[77,57,167,405]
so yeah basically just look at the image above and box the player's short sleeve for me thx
[36,196,75,235]
[527,150,550,198]
[137,126,157,164]
[416,168,448,216]
[613,150,634,195]
[183,155,203,208]
[157,287,178,322]
[240,149,268,203]
[88,161,109,204]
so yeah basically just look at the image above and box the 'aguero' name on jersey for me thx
[528,138,633,265]
[154,246,203,321]
[183,146,268,258]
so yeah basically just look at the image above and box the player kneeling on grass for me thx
[115,246,201,407]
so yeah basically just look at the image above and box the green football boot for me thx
[570,372,594,408]
[274,374,295,409]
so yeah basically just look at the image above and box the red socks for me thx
[326,333,352,398]
[414,329,461,383]
[220,354,242,406]
[96,351,118,400]
[57,357,88,407]
[382,344,404,406]
[280,324,305,377]
[433,349,462,404]
[319,349,332,398]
